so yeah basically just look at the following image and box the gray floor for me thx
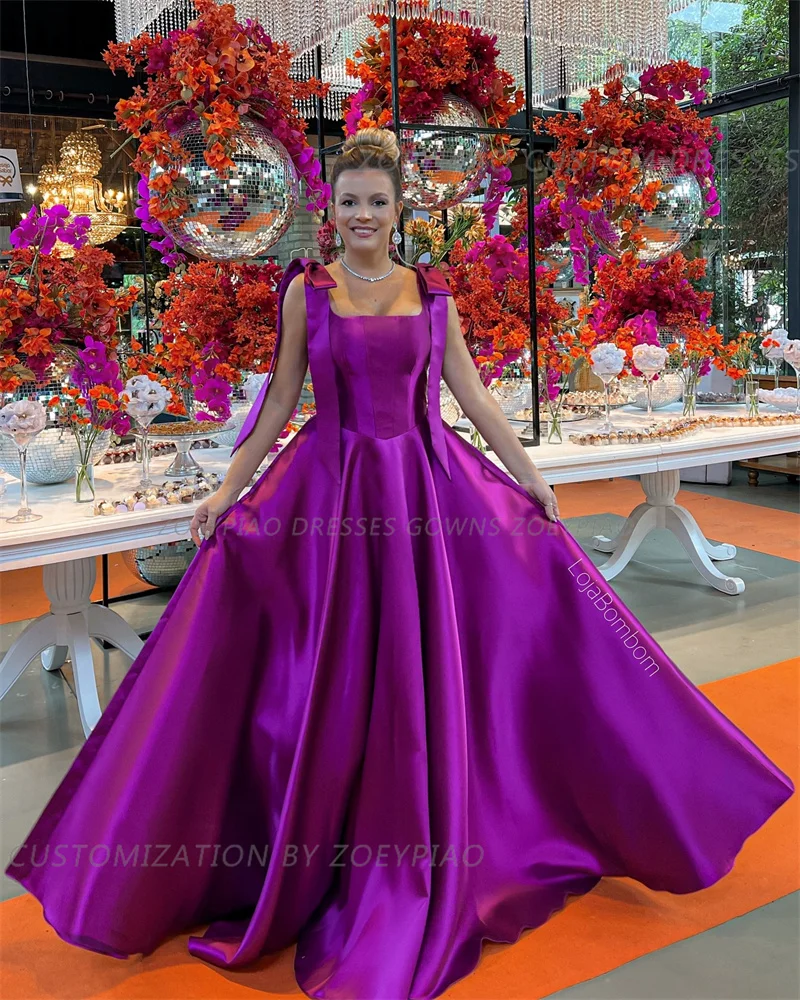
[1,467,798,998]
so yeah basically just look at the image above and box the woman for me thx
[6,129,793,1000]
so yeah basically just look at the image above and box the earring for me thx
[392,221,402,246]
[334,228,343,248]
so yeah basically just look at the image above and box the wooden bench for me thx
[737,453,800,486]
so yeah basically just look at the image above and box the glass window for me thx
[690,98,789,339]
[668,0,791,92]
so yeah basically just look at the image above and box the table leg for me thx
[591,469,745,596]
[0,556,144,736]
[41,645,68,671]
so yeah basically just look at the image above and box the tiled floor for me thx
[1,466,798,998]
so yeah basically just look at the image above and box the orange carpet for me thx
[555,478,800,563]
[1,657,796,1000]
[0,554,153,626]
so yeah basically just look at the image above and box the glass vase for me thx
[790,364,800,414]
[469,422,488,453]
[641,370,661,419]
[135,415,157,488]
[546,397,564,444]
[75,461,96,502]
[745,376,760,419]
[4,443,43,523]
[597,372,618,433]
[682,372,698,417]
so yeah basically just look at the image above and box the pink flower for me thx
[10,204,92,253]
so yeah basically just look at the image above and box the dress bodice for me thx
[231,257,454,484]
[330,311,431,439]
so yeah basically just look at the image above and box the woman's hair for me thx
[330,127,403,203]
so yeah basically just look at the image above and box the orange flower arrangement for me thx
[716,331,759,382]
[1,239,139,393]
[125,259,282,421]
[104,0,330,223]
[534,61,720,283]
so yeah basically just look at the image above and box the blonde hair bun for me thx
[341,127,400,163]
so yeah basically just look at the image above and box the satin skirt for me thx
[6,416,794,999]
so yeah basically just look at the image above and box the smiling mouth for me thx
[351,227,376,234]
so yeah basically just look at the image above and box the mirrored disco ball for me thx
[0,427,111,484]
[590,165,704,264]
[400,94,491,210]
[439,380,464,426]
[122,540,198,588]
[151,116,300,261]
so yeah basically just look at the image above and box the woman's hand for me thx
[520,477,560,522]
[190,490,238,546]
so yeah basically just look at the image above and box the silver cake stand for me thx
[133,420,235,477]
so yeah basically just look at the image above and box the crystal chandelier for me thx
[35,160,68,209]
[38,132,129,248]
[112,0,696,102]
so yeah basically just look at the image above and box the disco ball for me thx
[590,165,704,264]
[400,94,491,210]
[122,540,198,588]
[151,115,300,261]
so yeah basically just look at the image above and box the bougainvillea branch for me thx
[1,211,139,392]
[124,259,282,421]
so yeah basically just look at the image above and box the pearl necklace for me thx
[340,257,396,282]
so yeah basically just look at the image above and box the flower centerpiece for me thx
[392,197,581,443]
[589,342,628,432]
[447,235,534,385]
[47,337,133,501]
[536,288,589,443]
[536,60,721,281]
[631,343,669,418]
[104,0,331,224]
[343,6,524,228]
[579,250,722,415]
[121,374,172,488]
[0,205,139,392]
[125,259,282,424]
[718,331,760,417]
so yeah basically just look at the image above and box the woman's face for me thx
[333,168,401,253]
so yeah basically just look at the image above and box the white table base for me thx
[0,557,144,735]
[591,469,745,596]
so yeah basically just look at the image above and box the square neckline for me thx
[328,303,425,320]
[323,263,426,321]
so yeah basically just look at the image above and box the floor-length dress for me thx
[6,258,794,1000]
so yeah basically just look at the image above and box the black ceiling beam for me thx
[695,73,795,118]
[0,52,129,118]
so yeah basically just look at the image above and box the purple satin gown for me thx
[6,259,794,999]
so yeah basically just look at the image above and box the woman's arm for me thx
[215,274,309,502]
[441,296,560,521]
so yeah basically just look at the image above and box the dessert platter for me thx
[757,387,799,412]
[132,417,236,476]
[696,390,745,406]
[568,410,800,446]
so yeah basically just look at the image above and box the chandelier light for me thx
[34,132,129,250]
[112,0,695,102]
[35,160,68,209]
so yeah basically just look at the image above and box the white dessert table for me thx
[474,402,800,597]
[1,407,798,736]
[0,448,243,736]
